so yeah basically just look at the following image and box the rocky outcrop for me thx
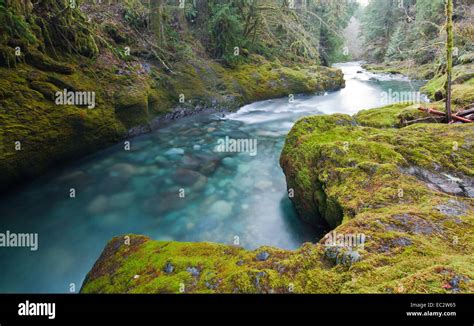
[81,104,473,294]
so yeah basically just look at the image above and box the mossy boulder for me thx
[354,103,433,128]
[421,62,474,108]
[280,105,473,228]
[81,105,473,294]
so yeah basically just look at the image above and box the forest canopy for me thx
[360,0,474,64]
[138,0,357,66]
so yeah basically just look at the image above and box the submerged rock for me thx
[164,148,185,156]
[110,163,137,178]
[172,169,207,187]
[208,200,233,219]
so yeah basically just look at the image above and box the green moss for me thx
[421,62,474,108]
[355,103,430,128]
[81,108,473,294]
[25,48,75,74]
[29,80,59,101]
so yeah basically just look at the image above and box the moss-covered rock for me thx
[354,103,432,128]
[81,105,473,294]
[421,62,474,108]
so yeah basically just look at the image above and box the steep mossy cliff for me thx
[0,0,345,191]
[81,104,473,294]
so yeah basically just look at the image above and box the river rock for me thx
[154,155,171,167]
[164,148,185,156]
[237,164,251,174]
[109,163,137,178]
[172,169,207,187]
[195,154,220,176]
[208,200,233,219]
[222,157,236,168]
[144,191,187,216]
[181,155,201,170]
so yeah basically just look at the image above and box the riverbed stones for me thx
[172,169,207,187]
[181,155,201,169]
[222,157,236,168]
[144,192,187,216]
[208,200,233,219]
[109,163,137,178]
[195,153,220,176]
[164,148,185,156]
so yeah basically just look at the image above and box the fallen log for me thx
[459,103,474,111]
[405,116,444,125]
[455,107,474,117]
[418,107,473,123]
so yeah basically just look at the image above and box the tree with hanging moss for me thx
[445,0,454,123]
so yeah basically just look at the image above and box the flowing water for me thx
[0,62,426,293]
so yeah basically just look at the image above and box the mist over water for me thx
[0,62,426,293]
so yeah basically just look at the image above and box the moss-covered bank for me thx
[0,1,344,191]
[81,104,473,294]
[363,57,474,111]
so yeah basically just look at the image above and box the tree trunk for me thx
[445,0,454,123]
[150,0,166,47]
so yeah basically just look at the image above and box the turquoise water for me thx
[0,62,425,293]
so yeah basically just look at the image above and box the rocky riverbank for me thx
[81,103,473,294]
[0,1,344,192]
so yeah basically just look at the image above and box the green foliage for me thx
[361,0,471,65]
[207,2,246,66]
[140,0,356,66]
[0,5,36,44]
[123,1,148,29]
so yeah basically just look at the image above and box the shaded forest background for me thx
[360,0,474,66]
